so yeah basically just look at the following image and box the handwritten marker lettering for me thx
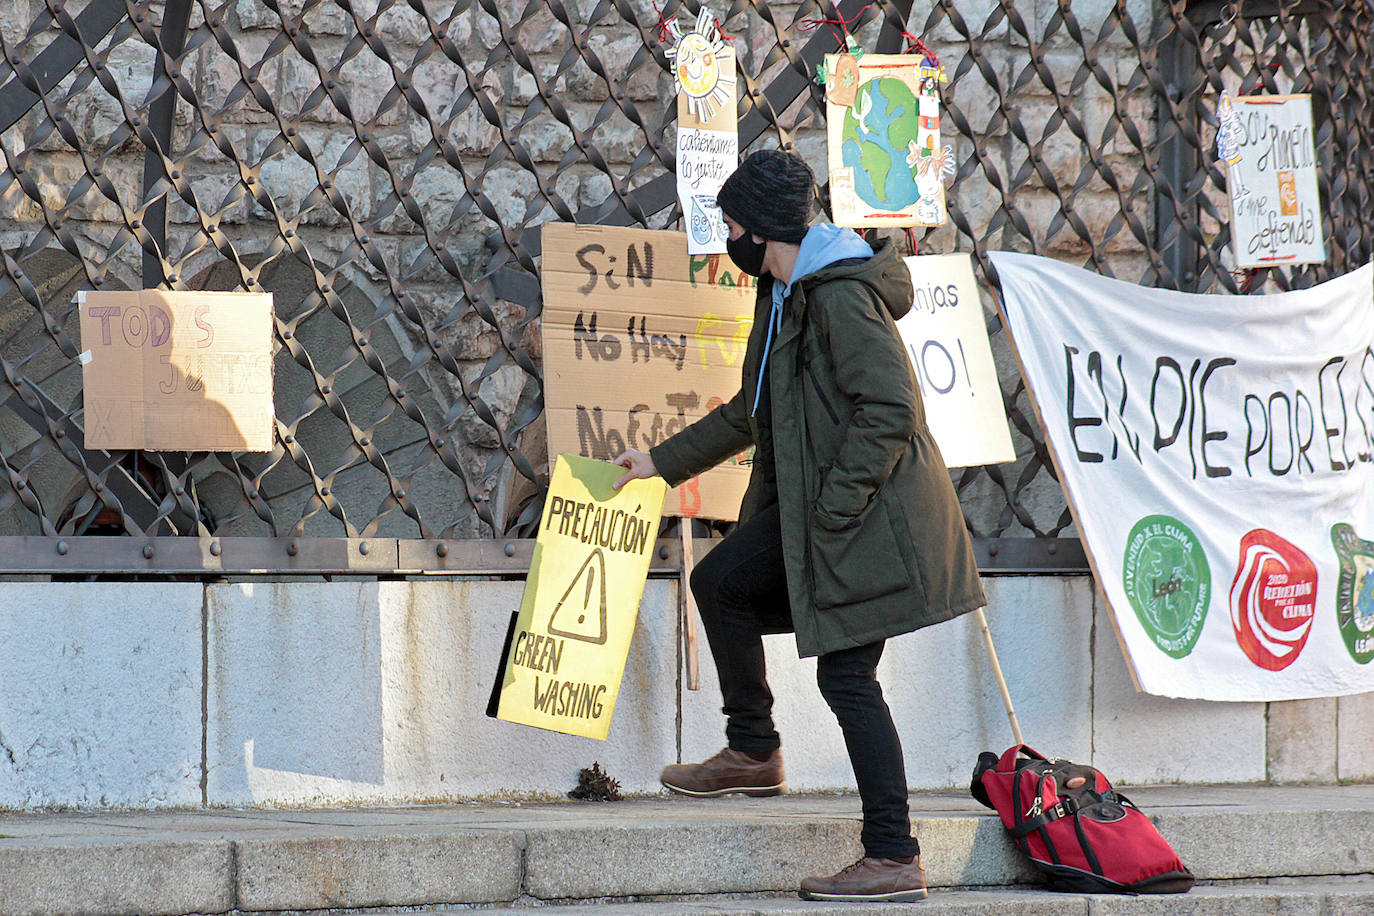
[1057,343,1374,481]
[575,241,654,296]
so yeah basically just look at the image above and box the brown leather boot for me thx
[799,855,928,902]
[659,747,784,797]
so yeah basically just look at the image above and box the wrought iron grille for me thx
[0,0,1368,569]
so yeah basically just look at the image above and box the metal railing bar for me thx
[0,0,127,134]
[139,0,194,289]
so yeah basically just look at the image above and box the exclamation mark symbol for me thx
[550,548,609,644]
[581,567,595,624]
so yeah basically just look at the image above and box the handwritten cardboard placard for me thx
[1222,94,1325,268]
[896,254,1015,468]
[491,454,666,739]
[540,222,754,521]
[79,290,274,451]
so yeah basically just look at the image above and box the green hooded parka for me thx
[651,239,986,657]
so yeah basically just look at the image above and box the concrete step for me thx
[420,878,1374,916]
[0,785,1371,916]
[427,879,1374,915]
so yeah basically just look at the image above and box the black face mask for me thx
[726,232,768,277]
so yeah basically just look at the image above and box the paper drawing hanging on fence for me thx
[826,53,951,227]
[821,43,861,107]
[1215,93,1249,203]
[818,34,864,106]
[1219,94,1325,269]
[666,9,735,124]
[667,9,737,254]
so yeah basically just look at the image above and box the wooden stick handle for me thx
[975,606,1023,746]
[680,525,700,691]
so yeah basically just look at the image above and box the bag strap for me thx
[1010,792,1104,879]
[1009,786,1132,839]
[999,743,1046,772]
[1009,793,1082,838]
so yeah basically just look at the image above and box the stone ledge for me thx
[438,878,1374,916]
[234,829,523,910]
[0,786,1369,915]
[0,840,233,916]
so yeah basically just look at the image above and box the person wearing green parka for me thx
[614,149,986,903]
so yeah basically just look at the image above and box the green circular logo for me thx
[1122,514,1211,659]
[1329,523,1374,665]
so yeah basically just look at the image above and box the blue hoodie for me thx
[751,224,874,415]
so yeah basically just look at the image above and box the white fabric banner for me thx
[993,251,1374,700]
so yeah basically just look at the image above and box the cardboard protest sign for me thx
[897,254,1015,468]
[540,222,754,521]
[668,10,737,254]
[994,251,1374,701]
[492,454,666,739]
[826,53,952,227]
[1218,94,1325,268]
[79,290,274,451]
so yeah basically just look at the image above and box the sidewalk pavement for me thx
[1,784,1372,915]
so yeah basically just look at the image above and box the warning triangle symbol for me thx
[548,548,609,645]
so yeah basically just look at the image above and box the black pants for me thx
[690,503,919,860]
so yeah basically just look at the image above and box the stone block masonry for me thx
[0,575,1369,810]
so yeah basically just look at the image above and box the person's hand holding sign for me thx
[613,449,658,489]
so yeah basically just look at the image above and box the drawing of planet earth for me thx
[840,78,922,211]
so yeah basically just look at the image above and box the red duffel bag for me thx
[971,744,1194,894]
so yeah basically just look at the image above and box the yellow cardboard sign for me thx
[494,454,666,739]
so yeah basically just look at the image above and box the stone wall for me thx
[0,0,1195,540]
[1,575,1369,810]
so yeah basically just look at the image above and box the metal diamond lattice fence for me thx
[0,0,1369,572]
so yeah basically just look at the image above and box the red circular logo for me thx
[1229,529,1318,671]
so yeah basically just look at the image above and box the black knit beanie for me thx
[715,149,814,243]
